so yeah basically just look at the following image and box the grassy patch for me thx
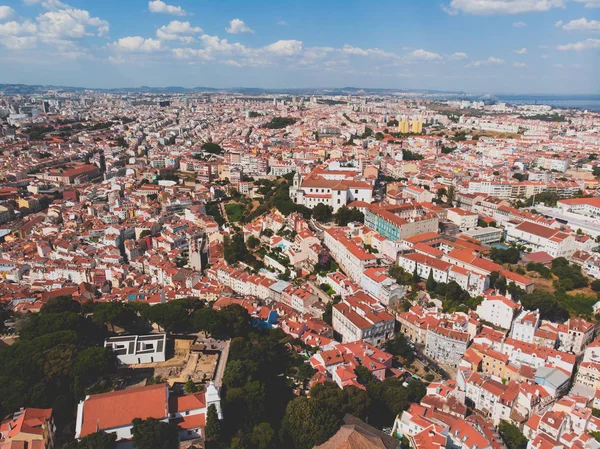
[225,203,244,222]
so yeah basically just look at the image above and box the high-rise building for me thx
[411,120,423,134]
[398,119,410,134]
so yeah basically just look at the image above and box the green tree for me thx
[406,380,426,403]
[499,421,528,449]
[426,270,437,292]
[490,247,521,264]
[436,188,447,202]
[343,386,370,420]
[193,308,222,336]
[41,296,80,314]
[202,142,223,154]
[205,404,222,447]
[141,302,190,332]
[520,290,569,322]
[93,302,136,332]
[63,431,117,449]
[73,347,116,387]
[281,397,341,449]
[446,185,456,206]
[184,379,197,394]
[247,235,260,250]
[333,206,364,226]
[412,266,420,284]
[251,422,276,449]
[312,203,333,222]
[224,232,251,265]
[131,418,179,449]
[354,365,374,386]
[495,276,507,295]
[385,333,415,363]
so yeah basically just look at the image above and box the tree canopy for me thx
[131,418,179,449]
[334,206,364,226]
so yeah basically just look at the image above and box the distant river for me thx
[495,94,600,111]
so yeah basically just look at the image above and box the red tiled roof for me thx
[78,384,168,437]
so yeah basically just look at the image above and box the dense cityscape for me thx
[0,85,599,449]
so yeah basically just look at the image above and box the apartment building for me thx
[364,205,439,242]
[447,208,478,231]
[505,220,576,258]
[425,321,470,367]
[323,227,378,283]
[332,292,395,345]
[475,296,519,330]
[510,310,540,343]
[360,267,407,307]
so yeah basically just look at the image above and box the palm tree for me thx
[436,188,447,202]
[446,185,456,206]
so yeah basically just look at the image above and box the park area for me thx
[225,203,244,222]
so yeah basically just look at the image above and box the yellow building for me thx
[411,120,423,134]
[17,197,39,211]
[398,121,410,134]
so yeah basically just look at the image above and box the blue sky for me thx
[0,0,598,93]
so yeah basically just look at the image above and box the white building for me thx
[557,197,600,218]
[323,227,378,284]
[75,383,222,443]
[104,334,167,365]
[290,172,373,212]
[475,296,518,330]
[510,310,540,343]
[447,208,478,231]
[360,267,406,307]
[505,220,576,258]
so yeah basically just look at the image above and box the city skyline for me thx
[0,0,599,94]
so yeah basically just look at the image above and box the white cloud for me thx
[0,19,38,49]
[513,21,527,27]
[148,0,185,16]
[466,56,504,67]
[449,51,468,60]
[200,34,249,53]
[1,35,37,49]
[226,18,254,34]
[0,6,15,21]
[172,47,211,60]
[111,36,162,52]
[444,0,564,15]
[264,39,303,56]
[541,54,549,58]
[556,38,600,50]
[276,19,288,26]
[570,0,600,7]
[560,18,600,31]
[406,49,443,61]
[555,20,563,27]
[514,47,527,54]
[342,44,396,58]
[0,20,37,36]
[156,20,202,42]
[37,7,109,41]
[23,0,68,9]
[513,61,527,67]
